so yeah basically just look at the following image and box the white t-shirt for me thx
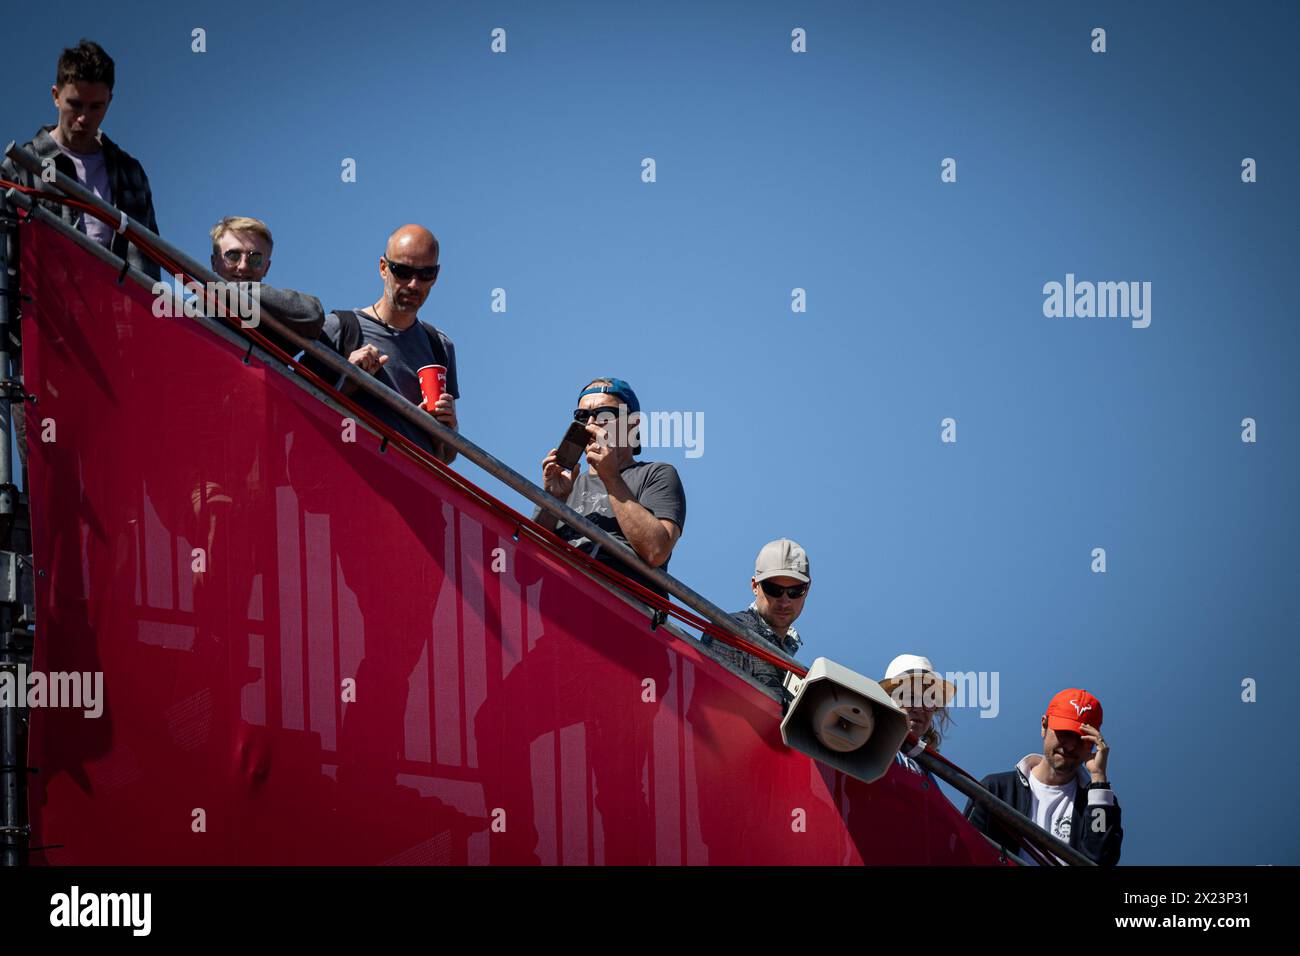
[1022,771,1077,866]
[54,141,114,247]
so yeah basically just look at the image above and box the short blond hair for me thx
[210,216,273,256]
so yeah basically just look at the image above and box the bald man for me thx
[318,225,460,464]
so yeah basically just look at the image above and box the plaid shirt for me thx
[2,125,160,279]
[703,602,802,691]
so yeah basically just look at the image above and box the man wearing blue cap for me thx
[537,377,686,597]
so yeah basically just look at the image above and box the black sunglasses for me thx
[760,580,808,599]
[384,257,440,282]
[574,407,623,424]
[222,249,264,267]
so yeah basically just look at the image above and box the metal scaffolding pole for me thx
[0,183,30,867]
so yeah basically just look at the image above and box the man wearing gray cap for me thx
[703,539,810,691]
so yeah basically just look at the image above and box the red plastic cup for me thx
[417,365,447,410]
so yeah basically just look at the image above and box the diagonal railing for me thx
[2,141,1098,867]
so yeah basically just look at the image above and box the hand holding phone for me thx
[554,420,589,472]
[542,421,589,499]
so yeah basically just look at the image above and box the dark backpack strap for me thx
[336,309,368,389]
[334,309,364,359]
[420,322,449,368]
[420,323,458,398]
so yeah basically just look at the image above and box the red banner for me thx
[21,220,1004,865]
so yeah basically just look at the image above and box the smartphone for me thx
[554,420,590,472]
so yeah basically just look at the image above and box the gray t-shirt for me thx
[320,309,460,455]
[542,460,686,597]
[55,141,113,247]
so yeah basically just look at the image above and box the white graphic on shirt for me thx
[576,488,612,518]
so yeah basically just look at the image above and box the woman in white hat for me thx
[879,654,956,777]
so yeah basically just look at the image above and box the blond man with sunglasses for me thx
[210,216,273,283]
[703,538,809,691]
[204,213,326,365]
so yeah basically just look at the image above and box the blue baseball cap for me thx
[577,377,639,414]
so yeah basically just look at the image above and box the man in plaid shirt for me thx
[2,38,160,280]
[3,39,162,468]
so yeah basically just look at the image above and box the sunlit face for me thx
[212,229,271,282]
[52,81,111,153]
[380,242,439,314]
[752,574,808,632]
[577,392,636,453]
[903,703,934,739]
[891,675,941,738]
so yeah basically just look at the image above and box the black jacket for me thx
[2,125,160,279]
[963,754,1123,866]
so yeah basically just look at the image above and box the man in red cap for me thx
[963,688,1123,865]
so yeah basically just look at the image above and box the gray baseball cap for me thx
[753,538,811,584]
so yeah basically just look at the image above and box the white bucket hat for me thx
[879,654,956,707]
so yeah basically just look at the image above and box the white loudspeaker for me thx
[780,657,909,784]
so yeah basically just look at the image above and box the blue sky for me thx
[4,1,1298,865]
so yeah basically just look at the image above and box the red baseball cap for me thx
[1045,688,1103,735]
